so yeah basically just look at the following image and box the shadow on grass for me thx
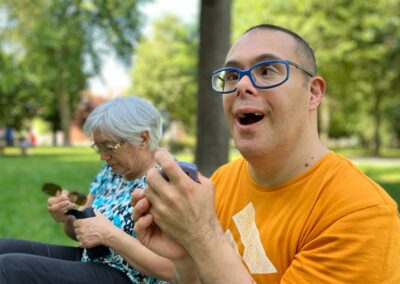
[378,182,400,204]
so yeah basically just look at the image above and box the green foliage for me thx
[233,0,400,149]
[0,53,42,129]
[131,15,198,132]
[0,0,149,136]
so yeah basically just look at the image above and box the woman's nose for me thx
[99,151,111,161]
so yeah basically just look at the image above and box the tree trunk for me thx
[57,66,71,146]
[195,0,232,177]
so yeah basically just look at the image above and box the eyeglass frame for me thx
[211,59,315,94]
[91,140,126,154]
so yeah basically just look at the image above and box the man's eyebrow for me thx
[223,60,242,68]
[253,53,282,63]
[223,53,283,68]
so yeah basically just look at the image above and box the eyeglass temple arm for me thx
[289,61,315,77]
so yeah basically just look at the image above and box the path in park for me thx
[350,157,400,166]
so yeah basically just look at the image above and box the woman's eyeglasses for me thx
[42,183,87,206]
[91,140,126,154]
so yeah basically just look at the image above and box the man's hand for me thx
[142,149,221,255]
[47,190,76,223]
[133,150,250,284]
[132,188,188,260]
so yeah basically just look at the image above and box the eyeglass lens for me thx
[92,141,123,153]
[212,61,289,93]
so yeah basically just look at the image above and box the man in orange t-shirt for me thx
[132,24,400,283]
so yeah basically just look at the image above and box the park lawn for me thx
[0,146,399,245]
[0,146,103,245]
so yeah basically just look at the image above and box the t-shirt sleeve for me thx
[281,204,400,284]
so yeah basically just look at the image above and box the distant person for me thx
[0,126,6,155]
[19,129,36,156]
[5,127,14,146]
[28,129,37,147]
[0,96,172,283]
[132,24,400,283]
[19,136,30,156]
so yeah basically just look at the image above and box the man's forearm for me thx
[173,256,201,284]
[186,224,255,284]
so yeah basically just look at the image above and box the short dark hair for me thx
[244,24,317,75]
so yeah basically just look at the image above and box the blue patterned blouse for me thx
[81,164,168,284]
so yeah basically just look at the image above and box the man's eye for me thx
[105,145,115,151]
[225,71,239,81]
[259,65,278,76]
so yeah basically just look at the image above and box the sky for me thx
[88,0,199,96]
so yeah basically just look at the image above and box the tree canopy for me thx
[234,0,400,153]
[0,0,149,143]
[131,14,198,132]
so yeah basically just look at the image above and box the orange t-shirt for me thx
[211,152,400,283]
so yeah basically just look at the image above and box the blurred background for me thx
[0,0,399,243]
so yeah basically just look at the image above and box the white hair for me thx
[83,96,162,151]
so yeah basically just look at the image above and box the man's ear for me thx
[308,76,325,111]
[139,131,150,149]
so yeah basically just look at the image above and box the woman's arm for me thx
[105,227,175,282]
[73,209,174,282]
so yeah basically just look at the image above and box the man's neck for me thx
[246,140,329,187]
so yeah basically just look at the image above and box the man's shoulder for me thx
[316,152,397,209]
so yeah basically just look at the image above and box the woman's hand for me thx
[47,190,76,223]
[73,212,116,248]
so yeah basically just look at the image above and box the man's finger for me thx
[131,188,145,207]
[154,149,188,184]
[145,168,168,199]
[132,196,151,222]
[134,214,154,239]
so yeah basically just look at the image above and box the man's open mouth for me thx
[237,112,264,125]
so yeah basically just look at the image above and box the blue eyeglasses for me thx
[211,59,315,94]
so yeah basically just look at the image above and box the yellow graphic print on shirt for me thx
[225,202,277,274]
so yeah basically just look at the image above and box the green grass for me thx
[332,146,400,158]
[0,146,102,245]
[0,146,399,245]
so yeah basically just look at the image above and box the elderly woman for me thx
[0,96,173,283]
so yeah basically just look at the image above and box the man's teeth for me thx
[238,112,263,118]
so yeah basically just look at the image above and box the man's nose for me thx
[235,74,257,97]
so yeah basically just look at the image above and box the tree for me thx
[0,0,148,145]
[0,53,41,130]
[233,0,400,155]
[132,15,198,132]
[195,0,232,176]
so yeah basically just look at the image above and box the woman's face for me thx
[92,130,154,180]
